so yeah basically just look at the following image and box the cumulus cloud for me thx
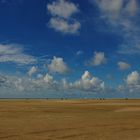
[47,0,81,34]
[43,74,54,84]
[118,61,131,70]
[61,78,71,90]
[119,71,140,94]
[28,66,38,76]
[31,73,58,90]
[73,71,105,91]
[47,0,79,19]
[0,75,27,92]
[14,78,25,92]
[126,71,140,85]
[89,52,106,66]
[49,18,81,34]
[0,44,36,65]
[0,73,55,93]
[48,56,69,74]
[0,70,106,97]
[1,69,140,98]
[91,0,140,54]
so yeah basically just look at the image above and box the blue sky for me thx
[0,0,140,98]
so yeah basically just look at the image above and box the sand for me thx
[0,99,140,140]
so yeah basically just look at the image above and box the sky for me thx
[0,0,140,98]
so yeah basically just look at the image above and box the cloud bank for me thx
[0,70,106,97]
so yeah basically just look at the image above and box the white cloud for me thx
[0,75,32,93]
[118,71,140,94]
[0,44,22,55]
[2,70,140,97]
[73,71,105,91]
[48,56,69,74]
[0,70,106,96]
[124,0,138,16]
[48,18,80,34]
[0,44,36,65]
[47,0,81,34]
[94,0,138,25]
[14,78,25,92]
[30,73,58,90]
[118,35,140,54]
[126,71,140,85]
[47,0,79,19]
[61,78,70,90]
[28,66,38,76]
[0,73,57,93]
[91,0,140,54]
[118,61,131,70]
[90,52,106,66]
[94,0,123,21]
[43,73,54,84]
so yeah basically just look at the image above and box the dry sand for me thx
[0,99,140,140]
